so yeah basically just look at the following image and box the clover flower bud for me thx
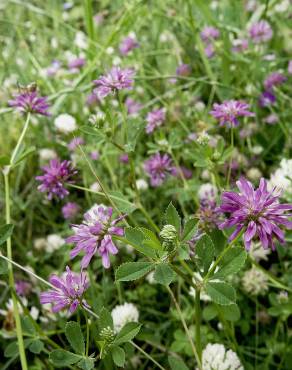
[100,326,115,343]
[160,224,177,242]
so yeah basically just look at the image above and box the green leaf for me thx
[79,125,105,142]
[65,321,85,355]
[99,307,113,330]
[77,357,95,370]
[196,235,214,275]
[220,303,241,322]
[181,219,198,242]
[13,146,36,166]
[111,346,126,367]
[124,227,157,258]
[203,304,218,321]
[0,259,8,275]
[0,155,10,166]
[21,316,36,336]
[213,247,247,279]
[5,339,33,357]
[205,282,236,306]
[108,191,137,214]
[113,322,141,345]
[0,224,14,246]
[49,349,81,367]
[124,120,144,153]
[154,263,176,286]
[164,202,181,233]
[115,262,154,282]
[168,356,190,370]
[139,227,162,250]
[29,339,44,354]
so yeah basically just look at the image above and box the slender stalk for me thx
[195,288,202,362]
[3,173,28,370]
[130,340,166,370]
[84,311,90,356]
[166,286,202,369]
[226,126,234,188]
[10,113,31,165]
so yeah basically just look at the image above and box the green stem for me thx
[226,126,234,188]
[84,311,90,356]
[4,173,28,370]
[10,113,31,165]
[195,289,202,362]
[130,340,166,370]
[166,286,202,369]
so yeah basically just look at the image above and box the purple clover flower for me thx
[249,21,273,44]
[67,137,85,151]
[171,166,192,180]
[144,153,173,187]
[62,202,80,220]
[176,64,191,76]
[210,100,254,127]
[258,91,276,107]
[66,205,124,269]
[232,39,249,53]
[68,57,86,70]
[9,91,50,116]
[36,159,77,200]
[145,108,166,134]
[264,72,286,90]
[219,177,292,250]
[119,153,129,164]
[15,280,32,296]
[93,67,135,99]
[119,36,139,56]
[40,266,89,313]
[200,26,220,42]
[125,97,142,116]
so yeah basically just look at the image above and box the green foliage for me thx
[213,246,247,279]
[111,345,126,367]
[113,322,142,345]
[205,282,236,306]
[164,202,181,233]
[115,261,154,281]
[65,321,85,355]
[154,263,176,285]
[195,234,215,276]
[0,224,14,246]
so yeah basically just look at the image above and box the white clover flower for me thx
[194,101,206,112]
[269,159,292,196]
[90,182,102,193]
[242,267,268,296]
[197,131,210,145]
[46,234,65,253]
[54,114,77,134]
[136,179,148,191]
[33,237,47,251]
[74,31,87,49]
[198,183,217,201]
[39,148,57,161]
[201,343,243,370]
[250,145,263,155]
[145,271,155,284]
[273,0,290,13]
[111,303,139,332]
[246,167,262,182]
[249,242,271,262]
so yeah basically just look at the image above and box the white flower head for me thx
[136,179,148,191]
[246,167,262,182]
[111,302,139,333]
[269,159,292,196]
[201,343,243,370]
[249,242,271,262]
[54,114,77,134]
[198,183,218,201]
[74,31,87,49]
[39,148,57,161]
[46,234,65,253]
[242,267,268,296]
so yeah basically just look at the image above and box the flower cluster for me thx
[40,266,89,313]
[219,177,292,250]
[9,90,50,116]
[144,153,173,187]
[67,205,124,269]
[36,159,77,200]
[210,100,254,127]
[145,108,166,134]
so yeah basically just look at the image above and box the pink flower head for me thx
[176,64,191,76]
[15,280,32,296]
[9,91,50,116]
[119,36,139,56]
[62,202,80,220]
[144,153,173,187]
[232,39,249,53]
[204,43,215,58]
[67,137,85,151]
[264,72,286,91]
[119,153,129,164]
[36,159,77,200]
[210,100,254,127]
[201,26,220,42]
[93,67,135,99]
[125,97,142,116]
[288,60,292,75]
[249,21,273,44]
[40,266,89,313]
[145,108,166,134]
[219,177,292,250]
[171,166,192,180]
[258,91,276,107]
[68,57,86,70]
[66,205,124,269]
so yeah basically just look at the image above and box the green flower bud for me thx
[160,224,177,242]
[100,326,115,343]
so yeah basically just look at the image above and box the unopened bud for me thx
[160,225,177,242]
[100,326,115,343]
